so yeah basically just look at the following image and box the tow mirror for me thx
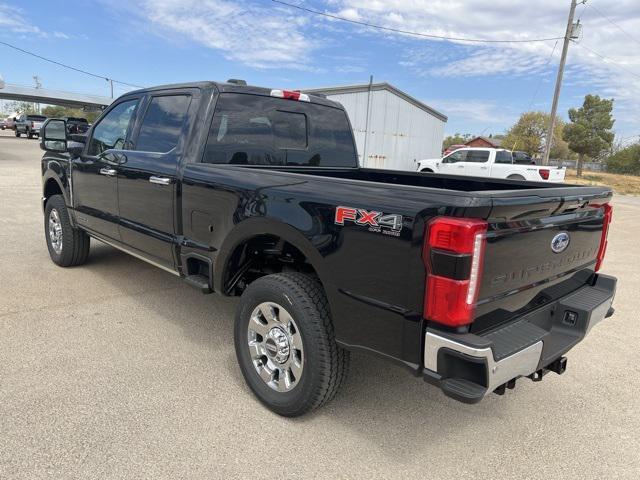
[40,119,68,152]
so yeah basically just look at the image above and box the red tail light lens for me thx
[539,169,550,180]
[595,203,613,271]
[31,121,35,128]
[423,217,487,327]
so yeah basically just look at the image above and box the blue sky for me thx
[1,0,639,139]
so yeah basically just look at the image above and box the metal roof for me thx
[303,82,448,122]
[0,83,112,109]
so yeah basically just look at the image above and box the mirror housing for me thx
[40,119,68,152]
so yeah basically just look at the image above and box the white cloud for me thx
[135,0,320,70]
[0,3,46,36]
[327,0,640,135]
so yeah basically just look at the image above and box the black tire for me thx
[234,272,350,417]
[27,129,33,139]
[507,174,525,180]
[420,168,434,173]
[44,195,90,267]
[15,129,20,137]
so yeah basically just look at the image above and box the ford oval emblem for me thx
[551,232,570,254]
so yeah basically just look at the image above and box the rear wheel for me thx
[44,195,90,267]
[15,129,20,137]
[234,272,350,417]
[507,174,525,180]
[27,129,34,139]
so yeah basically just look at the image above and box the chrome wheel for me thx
[48,208,63,254]
[247,302,304,392]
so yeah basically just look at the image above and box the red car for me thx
[443,144,467,156]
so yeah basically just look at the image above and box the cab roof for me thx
[123,80,344,110]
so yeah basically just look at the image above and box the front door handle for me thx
[149,176,171,186]
[99,167,117,177]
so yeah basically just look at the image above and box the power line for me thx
[0,40,145,89]
[587,2,640,47]
[575,42,640,80]
[272,0,564,44]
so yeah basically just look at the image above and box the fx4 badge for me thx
[335,206,403,237]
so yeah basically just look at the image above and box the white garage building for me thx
[307,82,447,171]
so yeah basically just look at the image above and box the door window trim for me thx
[129,90,194,154]
[84,96,142,158]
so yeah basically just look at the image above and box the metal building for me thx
[306,82,447,171]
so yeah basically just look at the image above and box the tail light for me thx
[423,217,487,327]
[31,121,35,128]
[594,203,613,271]
[539,169,550,180]
[270,89,310,102]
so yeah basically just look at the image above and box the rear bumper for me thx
[422,273,616,403]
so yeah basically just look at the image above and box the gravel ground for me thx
[1,129,638,479]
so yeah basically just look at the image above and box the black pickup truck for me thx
[40,80,616,416]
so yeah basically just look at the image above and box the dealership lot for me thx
[1,129,639,479]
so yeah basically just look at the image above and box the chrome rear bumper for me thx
[422,274,616,403]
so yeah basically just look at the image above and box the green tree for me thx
[442,133,470,151]
[563,95,615,177]
[41,105,101,123]
[606,143,640,175]
[502,111,566,157]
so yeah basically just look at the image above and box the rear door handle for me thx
[99,167,117,177]
[149,176,172,186]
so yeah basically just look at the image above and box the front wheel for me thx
[234,273,350,417]
[44,195,90,267]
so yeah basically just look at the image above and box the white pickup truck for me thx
[417,147,566,182]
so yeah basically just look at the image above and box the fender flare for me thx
[213,217,330,294]
[42,170,69,206]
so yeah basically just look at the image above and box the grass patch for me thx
[565,169,640,195]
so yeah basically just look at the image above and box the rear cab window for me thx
[203,93,357,167]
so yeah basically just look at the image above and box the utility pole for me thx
[362,74,373,167]
[107,78,114,98]
[33,75,42,114]
[542,0,579,165]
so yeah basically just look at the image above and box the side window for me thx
[135,95,191,153]
[495,150,513,164]
[88,99,138,156]
[445,150,467,163]
[466,150,490,163]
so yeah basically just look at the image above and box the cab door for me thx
[116,91,194,269]
[462,149,491,177]
[72,97,141,240]
[439,149,468,175]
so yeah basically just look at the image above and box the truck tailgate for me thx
[471,188,611,332]
[548,167,566,182]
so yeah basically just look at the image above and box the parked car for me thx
[39,80,615,416]
[513,150,536,164]
[417,147,565,182]
[4,116,16,130]
[15,114,47,138]
[443,144,467,156]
